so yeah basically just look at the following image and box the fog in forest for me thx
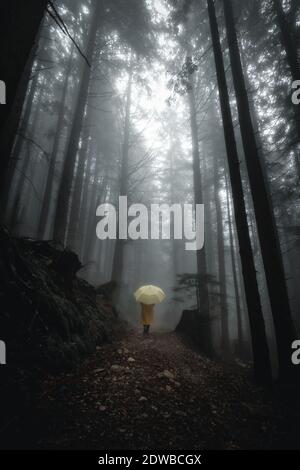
[2,0,300,384]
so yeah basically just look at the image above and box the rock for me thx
[163,370,175,380]
[139,396,147,402]
[166,385,172,392]
[99,406,106,411]
[0,228,127,372]
[94,368,105,373]
[111,365,122,371]
[117,349,123,355]
[127,357,135,362]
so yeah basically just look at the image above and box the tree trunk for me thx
[185,80,213,356]
[0,38,40,217]
[67,134,90,250]
[79,142,95,260]
[273,0,300,82]
[85,175,108,265]
[0,1,48,189]
[223,0,297,383]
[207,0,272,385]
[9,75,46,232]
[37,48,75,240]
[83,142,107,264]
[188,85,210,315]
[213,155,230,356]
[225,170,244,356]
[1,63,40,222]
[169,139,180,281]
[111,59,133,284]
[273,0,300,178]
[53,1,100,245]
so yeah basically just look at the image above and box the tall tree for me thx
[222,0,297,382]
[207,0,272,384]
[225,171,244,356]
[213,153,230,355]
[37,46,75,240]
[186,73,213,355]
[10,75,47,233]
[273,0,300,83]
[0,1,48,188]
[111,59,133,284]
[273,0,300,178]
[0,63,40,220]
[53,0,101,244]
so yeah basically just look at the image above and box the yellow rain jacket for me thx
[140,303,155,325]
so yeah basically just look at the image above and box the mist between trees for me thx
[1,0,300,385]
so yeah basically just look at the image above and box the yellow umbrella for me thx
[134,285,165,305]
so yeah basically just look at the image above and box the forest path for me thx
[20,331,298,449]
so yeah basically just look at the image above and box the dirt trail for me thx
[11,331,300,449]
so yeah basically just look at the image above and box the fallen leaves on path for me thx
[15,331,300,449]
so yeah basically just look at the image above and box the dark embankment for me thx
[0,227,127,442]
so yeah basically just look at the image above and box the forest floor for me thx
[5,330,300,450]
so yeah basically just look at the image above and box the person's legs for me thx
[143,324,150,335]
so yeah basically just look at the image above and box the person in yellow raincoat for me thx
[134,285,165,335]
[140,303,155,335]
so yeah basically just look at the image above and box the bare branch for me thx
[46,2,91,67]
